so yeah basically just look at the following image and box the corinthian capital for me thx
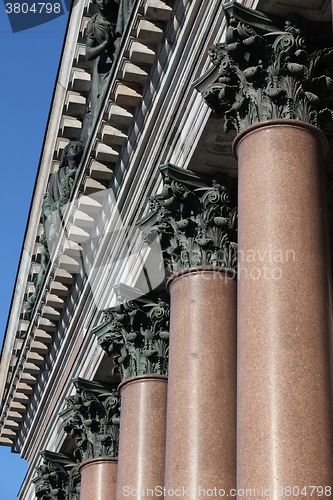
[32,450,80,500]
[59,378,120,462]
[92,290,170,380]
[195,1,333,134]
[136,163,237,273]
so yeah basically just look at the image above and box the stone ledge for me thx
[0,0,175,447]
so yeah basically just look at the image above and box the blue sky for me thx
[0,3,69,498]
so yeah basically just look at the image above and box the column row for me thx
[33,5,333,498]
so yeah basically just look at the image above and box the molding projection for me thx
[32,450,80,500]
[59,378,120,461]
[194,1,333,134]
[92,290,170,380]
[0,0,175,449]
[136,163,238,273]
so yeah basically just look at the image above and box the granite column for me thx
[165,267,237,497]
[92,291,170,499]
[196,5,333,496]
[59,378,120,500]
[116,375,167,498]
[80,458,118,500]
[136,164,238,498]
[235,120,333,496]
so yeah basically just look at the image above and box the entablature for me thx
[0,0,175,450]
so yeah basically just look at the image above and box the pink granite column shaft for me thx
[235,119,333,498]
[116,375,167,499]
[79,457,118,500]
[165,266,237,498]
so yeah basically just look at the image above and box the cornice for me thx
[0,0,174,448]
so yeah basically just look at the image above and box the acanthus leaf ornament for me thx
[59,378,120,462]
[195,2,333,134]
[32,450,80,500]
[92,291,170,380]
[136,164,238,273]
